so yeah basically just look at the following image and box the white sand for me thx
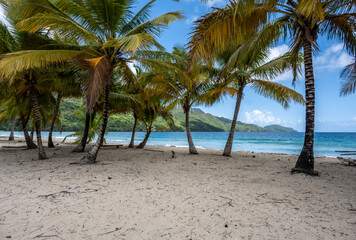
[0,138,355,239]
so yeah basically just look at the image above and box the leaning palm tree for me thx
[47,69,81,148]
[0,0,183,164]
[189,0,356,174]
[214,39,305,157]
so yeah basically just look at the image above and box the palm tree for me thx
[0,19,55,159]
[65,108,104,144]
[189,0,356,174]
[136,100,174,149]
[0,0,183,164]
[48,70,81,148]
[214,38,305,157]
[148,47,216,154]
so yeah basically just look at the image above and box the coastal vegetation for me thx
[0,0,354,175]
[0,100,298,132]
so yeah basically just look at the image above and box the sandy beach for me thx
[0,137,355,240]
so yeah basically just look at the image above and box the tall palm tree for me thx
[0,0,183,164]
[214,38,305,157]
[189,0,356,174]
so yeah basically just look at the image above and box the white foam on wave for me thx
[164,144,188,148]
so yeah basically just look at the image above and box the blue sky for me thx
[1,1,355,132]
[143,0,356,132]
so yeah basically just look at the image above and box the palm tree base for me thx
[73,143,85,153]
[189,150,199,155]
[27,144,38,150]
[291,167,319,176]
[79,153,96,164]
[222,153,232,157]
[136,144,145,149]
[128,144,135,148]
[48,141,55,148]
[38,154,48,160]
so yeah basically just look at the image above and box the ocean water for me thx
[1,131,355,158]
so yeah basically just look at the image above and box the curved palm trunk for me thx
[79,79,111,164]
[184,107,198,154]
[30,78,47,160]
[223,89,243,157]
[8,118,16,141]
[137,124,152,149]
[48,92,62,148]
[292,40,317,175]
[129,113,138,148]
[20,115,37,149]
[73,111,91,152]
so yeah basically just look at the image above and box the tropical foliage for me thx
[188,0,356,174]
[0,0,353,176]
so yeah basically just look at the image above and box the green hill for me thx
[56,99,297,132]
[0,99,297,132]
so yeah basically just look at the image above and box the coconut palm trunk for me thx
[79,78,111,164]
[20,115,37,149]
[137,124,152,149]
[8,118,16,141]
[29,77,47,159]
[223,88,244,157]
[73,111,91,152]
[292,40,317,175]
[129,112,138,148]
[184,107,198,154]
[48,92,62,148]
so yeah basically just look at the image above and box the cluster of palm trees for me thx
[0,0,354,175]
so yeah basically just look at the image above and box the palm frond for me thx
[0,50,91,78]
[104,33,155,53]
[340,61,356,96]
[251,80,305,109]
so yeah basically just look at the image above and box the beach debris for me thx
[101,227,121,235]
[38,190,73,198]
[171,151,176,158]
[337,157,356,166]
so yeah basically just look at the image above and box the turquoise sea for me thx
[1,131,355,158]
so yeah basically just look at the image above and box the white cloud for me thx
[315,44,353,70]
[353,117,356,121]
[244,110,281,126]
[186,15,199,24]
[265,44,294,82]
[205,0,225,7]
[267,44,289,61]
[184,0,226,7]
[127,61,137,75]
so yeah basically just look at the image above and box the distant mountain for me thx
[0,99,297,132]
[263,124,297,132]
[54,100,297,132]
